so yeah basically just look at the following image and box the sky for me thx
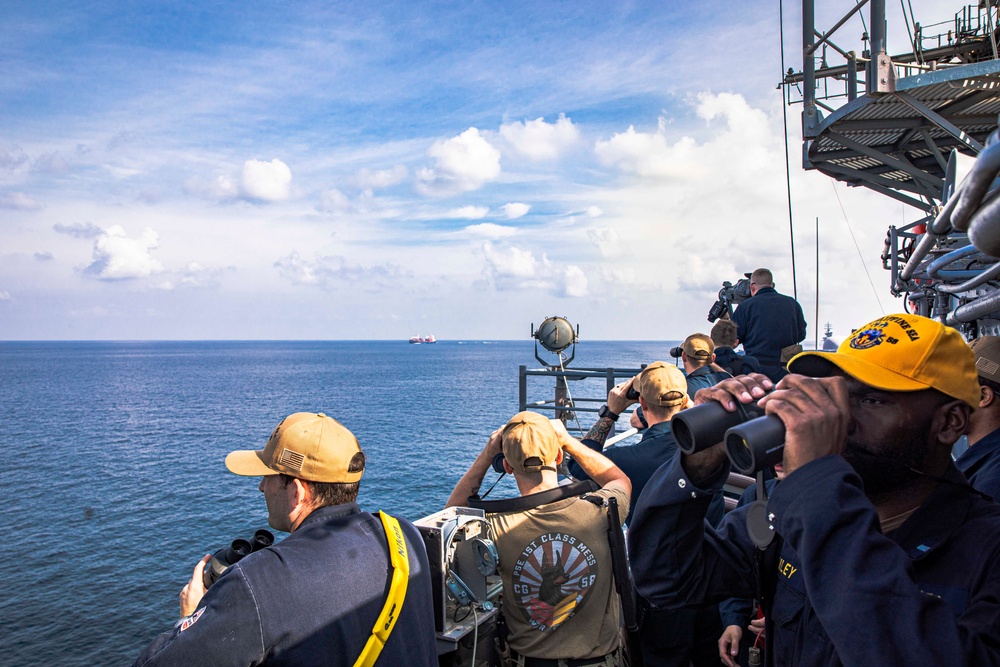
[0,1,971,340]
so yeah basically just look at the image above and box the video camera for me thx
[203,529,274,588]
[707,275,752,323]
[671,397,784,475]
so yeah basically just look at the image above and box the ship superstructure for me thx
[784,0,1000,335]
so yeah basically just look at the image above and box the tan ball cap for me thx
[225,412,364,483]
[682,333,715,360]
[633,361,692,409]
[501,411,561,473]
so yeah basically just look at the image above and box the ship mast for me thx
[784,0,1000,337]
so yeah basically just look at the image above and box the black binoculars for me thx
[671,398,785,475]
[203,529,274,588]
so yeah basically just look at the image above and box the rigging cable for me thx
[557,352,583,435]
[900,0,917,63]
[830,180,886,315]
[779,0,799,300]
[905,0,924,64]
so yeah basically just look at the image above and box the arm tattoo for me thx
[583,417,614,445]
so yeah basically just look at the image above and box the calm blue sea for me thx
[0,339,676,665]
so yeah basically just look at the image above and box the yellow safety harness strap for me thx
[352,511,410,667]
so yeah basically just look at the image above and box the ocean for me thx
[0,339,676,665]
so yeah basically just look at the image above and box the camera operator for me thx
[674,333,732,399]
[133,412,438,667]
[446,412,631,667]
[710,319,760,377]
[730,268,806,383]
[627,314,1000,666]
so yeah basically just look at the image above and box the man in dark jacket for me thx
[731,268,806,383]
[569,362,724,667]
[674,333,732,400]
[133,412,438,667]
[711,319,761,377]
[629,313,1000,667]
[958,335,1000,500]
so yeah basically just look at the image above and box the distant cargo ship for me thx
[408,334,437,344]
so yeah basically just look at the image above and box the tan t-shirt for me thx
[487,486,630,660]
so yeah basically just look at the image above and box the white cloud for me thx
[274,251,411,290]
[351,165,408,190]
[586,206,603,217]
[444,205,489,220]
[178,262,226,288]
[274,252,320,285]
[184,174,239,200]
[0,142,28,170]
[595,93,771,183]
[500,114,580,160]
[318,188,353,213]
[34,152,70,174]
[481,242,588,297]
[600,266,638,288]
[595,121,702,180]
[0,192,43,210]
[53,222,104,239]
[416,128,501,196]
[562,265,588,297]
[0,290,10,301]
[241,158,292,201]
[588,227,625,259]
[501,202,530,219]
[462,223,518,239]
[84,225,163,280]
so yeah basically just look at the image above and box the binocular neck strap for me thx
[352,511,410,667]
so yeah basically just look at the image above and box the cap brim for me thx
[225,449,278,476]
[788,351,931,392]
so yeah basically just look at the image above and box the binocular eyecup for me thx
[203,528,275,589]
[625,385,640,401]
[672,399,785,475]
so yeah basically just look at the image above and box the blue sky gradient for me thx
[0,1,965,339]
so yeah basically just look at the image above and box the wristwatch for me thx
[597,404,620,421]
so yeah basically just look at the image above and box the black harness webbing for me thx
[466,480,599,513]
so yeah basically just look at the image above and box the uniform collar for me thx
[957,425,1000,471]
[297,501,362,530]
[688,365,712,377]
[639,420,673,441]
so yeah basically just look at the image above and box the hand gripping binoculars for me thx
[671,397,785,475]
[203,529,274,588]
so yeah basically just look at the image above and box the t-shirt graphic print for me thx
[510,531,597,632]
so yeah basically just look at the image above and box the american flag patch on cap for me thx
[278,448,305,471]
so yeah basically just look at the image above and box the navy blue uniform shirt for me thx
[957,425,1000,500]
[718,478,779,631]
[628,452,1000,667]
[731,287,806,366]
[133,502,438,667]
[685,365,732,400]
[569,421,723,525]
[713,346,761,376]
